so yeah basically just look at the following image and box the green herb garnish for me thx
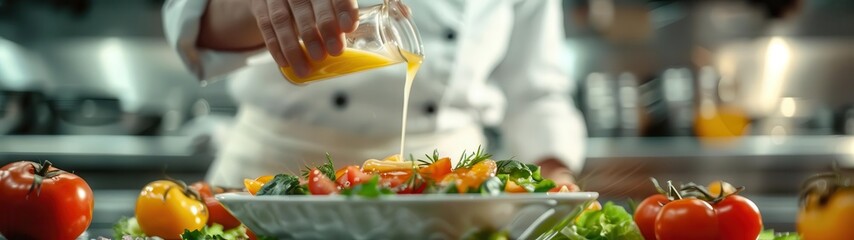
[417,149,442,167]
[454,145,492,170]
[301,153,336,181]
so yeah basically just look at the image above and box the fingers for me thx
[288,0,326,61]
[267,0,310,77]
[252,0,359,77]
[332,0,359,32]
[314,0,345,56]
[250,0,289,69]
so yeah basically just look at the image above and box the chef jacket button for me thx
[332,92,348,110]
[445,29,456,41]
[424,102,437,115]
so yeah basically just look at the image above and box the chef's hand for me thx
[537,158,575,186]
[249,0,359,77]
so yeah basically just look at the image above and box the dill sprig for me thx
[454,145,492,170]
[301,153,337,180]
[404,166,426,192]
[417,149,441,167]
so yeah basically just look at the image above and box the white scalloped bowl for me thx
[216,192,598,240]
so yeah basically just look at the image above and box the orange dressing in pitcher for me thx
[281,48,422,158]
[280,49,398,84]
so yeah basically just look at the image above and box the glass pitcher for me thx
[280,0,424,84]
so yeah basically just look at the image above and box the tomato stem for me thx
[27,160,66,196]
[37,160,52,176]
[164,177,202,201]
[668,181,682,200]
[650,177,666,194]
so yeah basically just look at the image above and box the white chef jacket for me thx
[163,0,587,186]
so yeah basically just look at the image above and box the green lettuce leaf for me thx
[113,217,146,239]
[496,160,532,180]
[257,174,307,196]
[758,229,801,240]
[495,160,554,193]
[534,179,556,193]
[180,223,248,240]
[479,177,505,196]
[543,202,643,240]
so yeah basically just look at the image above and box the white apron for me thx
[207,105,486,187]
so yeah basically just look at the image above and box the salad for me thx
[244,147,577,196]
[113,148,583,239]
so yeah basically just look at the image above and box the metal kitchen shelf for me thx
[1,135,853,169]
[586,135,854,159]
[0,135,213,171]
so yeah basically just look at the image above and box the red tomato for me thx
[0,161,94,240]
[418,157,452,182]
[379,171,426,194]
[634,194,668,240]
[335,166,371,189]
[335,165,359,180]
[715,195,763,240]
[655,198,719,240]
[190,182,242,229]
[308,168,338,195]
[204,197,242,229]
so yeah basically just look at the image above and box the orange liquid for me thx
[280,49,399,84]
[399,51,422,158]
[695,105,749,138]
[280,48,422,158]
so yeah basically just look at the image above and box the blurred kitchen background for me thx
[1,0,852,235]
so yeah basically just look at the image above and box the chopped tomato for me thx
[418,157,452,182]
[548,183,581,193]
[243,175,274,195]
[336,166,372,189]
[379,170,426,194]
[504,180,529,193]
[443,160,497,193]
[307,168,338,195]
[335,165,360,180]
[190,182,242,229]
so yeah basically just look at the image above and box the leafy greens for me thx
[256,174,307,196]
[538,202,643,240]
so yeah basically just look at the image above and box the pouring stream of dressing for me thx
[399,51,423,158]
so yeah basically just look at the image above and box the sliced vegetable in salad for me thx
[246,148,575,196]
